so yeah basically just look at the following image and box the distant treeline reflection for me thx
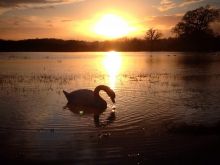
[0,37,220,52]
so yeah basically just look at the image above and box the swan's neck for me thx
[94,85,109,99]
[94,85,111,109]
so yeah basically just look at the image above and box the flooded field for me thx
[0,51,220,164]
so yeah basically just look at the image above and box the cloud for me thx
[32,5,56,10]
[0,15,39,28]
[158,0,203,12]
[0,15,70,39]
[140,14,183,37]
[0,0,83,8]
[148,15,182,27]
[0,0,61,7]
[179,0,204,7]
[158,0,177,12]
[148,15,182,29]
[61,19,73,22]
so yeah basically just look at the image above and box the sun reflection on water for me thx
[103,51,121,89]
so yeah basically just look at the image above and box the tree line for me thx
[0,6,220,52]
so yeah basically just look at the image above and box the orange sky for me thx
[0,0,219,40]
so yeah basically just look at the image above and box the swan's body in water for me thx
[63,85,115,109]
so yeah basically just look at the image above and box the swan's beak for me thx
[111,97,115,103]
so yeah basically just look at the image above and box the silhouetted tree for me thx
[145,28,162,51]
[173,6,219,39]
[145,28,162,41]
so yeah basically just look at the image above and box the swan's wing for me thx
[67,89,95,106]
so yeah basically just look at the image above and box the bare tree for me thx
[145,28,162,51]
[145,28,162,41]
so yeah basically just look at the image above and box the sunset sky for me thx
[0,0,219,40]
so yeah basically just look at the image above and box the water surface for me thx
[0,52,220,164]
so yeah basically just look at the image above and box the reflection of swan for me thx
[63,85,115,109]
[64,104,116,127]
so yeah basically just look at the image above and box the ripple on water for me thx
[1,52,220,163]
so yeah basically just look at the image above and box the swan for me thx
[63,85,115,109]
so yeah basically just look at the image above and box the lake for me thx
[0,51,220,164]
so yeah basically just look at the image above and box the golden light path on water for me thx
[103,51,122,89]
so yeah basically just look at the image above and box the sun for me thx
[93,14,132,39]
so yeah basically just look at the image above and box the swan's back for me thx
[64,89,95,106]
